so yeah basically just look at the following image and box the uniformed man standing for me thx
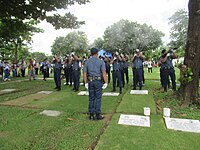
[160,49,177,92]
[71,52,81,92]
[123,55,129,84]
[110,52,123,94]
[53,55,62,91]
[104,55,111,83]
[131,49,145,90]
[83,48,107,120]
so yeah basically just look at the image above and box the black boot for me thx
[89,113,95,120]
[139,86,142,90]
[96,113,104,120]
[133,87,136,90]
[112,87,116,92]
[120,87,122,94]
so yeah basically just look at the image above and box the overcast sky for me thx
[31,0,189,55]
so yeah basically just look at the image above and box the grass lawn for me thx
[0,67,200,150]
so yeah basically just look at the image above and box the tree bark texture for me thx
[180,0,200,107]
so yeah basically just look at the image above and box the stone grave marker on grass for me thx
[37,91,53,94]
[164,117,200,133]
[40,110,61,117]
[77,91,89,96]
[102,92,120,96]
[118,114,150,127]
[130,90,148,95]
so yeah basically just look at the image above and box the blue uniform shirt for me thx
[83,56,105,77]
[54,60,62,69]
[123,60,128,68]
[160,56,174,68]
[72,60,80,69]
[132,56,143,68]
[113,59,121,70]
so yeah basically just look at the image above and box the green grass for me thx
[0,67,200,150]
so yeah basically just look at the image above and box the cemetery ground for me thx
[0,68,200,150]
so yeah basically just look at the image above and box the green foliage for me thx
[179,67,193,84]
[51,31,89,56]
[93,38,105,50]
[168,9,188,50]
[30,52,47,62]
[0,0,88,29]
[102,19,164,53]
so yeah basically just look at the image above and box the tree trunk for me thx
[14,43,18,63]
[179,0,200,107]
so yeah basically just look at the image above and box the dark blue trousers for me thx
[54,68,61,88]
[88,80,103,114]
[112,70,122,88]
[72,70,80,90]
[133,68,143,89]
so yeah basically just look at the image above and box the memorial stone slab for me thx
[103,92,120,96]
[38,91,53,94]
[165,117,200,133]
[77,91,89,96]
[1,89,16,92]
[130,90,148,95]
[118,114,150,127]
[40,110,61,117]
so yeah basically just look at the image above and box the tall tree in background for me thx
[51,31,88,56]
[179,0,200,106]
[103,19,164,54]
[168,9,188,57]
[0,0,89,61]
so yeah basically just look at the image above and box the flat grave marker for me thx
[37,91,53,94]
[130,90,148,95]
[103,92,120,96]
[77,91,89,96]
[118,114,150,127]
[165,117,200,133]
[1,89,16,92]
[40,110,61,117]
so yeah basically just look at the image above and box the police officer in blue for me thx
[111,51,123,94]
[70,52,81,92]
[53,55,62,91]
[131,49,145,90]
[83,48,107,120]
[104,55,111,83]
[64,54,73,86]
[123,56,129,84]
[160,49,177,92]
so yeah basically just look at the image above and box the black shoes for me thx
[56,87,61,91]
[89,113,95,120]
[54,87,58,89]
[96,114,104,120]
[89,113,104,120]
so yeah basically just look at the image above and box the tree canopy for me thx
[51,31,89,56]
[100,19,164,54]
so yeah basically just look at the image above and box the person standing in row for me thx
[123,55,129,84]
[147,60,153,73]
[28,59,35,81]
[53,55,62,91]
[42,58,48,81]
[83,48,107,120]
[71,52,81,92]
[110,52,122,94]
[131,49,145,90]
[104,55,111,84]
[21,59,26,77]
[160,49,177,92]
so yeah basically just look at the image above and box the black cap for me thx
[91,47,98,54]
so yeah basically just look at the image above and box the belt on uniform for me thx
[133,67,142,69]
[162,67,173,70]
[113,69,120,72]
[73,68,79,71]
[88,76,101,81]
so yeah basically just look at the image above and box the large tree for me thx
[0,0,88,29]
[51,31,88,56]
[179,0,200,106]
[103,19,164,54]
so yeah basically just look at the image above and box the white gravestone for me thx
[118,114,150,127]
[130,90,148,95]
[103,92,120,96]
[40,110,61,117]
[165,117,200,133]
[77,91,89,96]
[38,91,53,94]
[1,89,16,92]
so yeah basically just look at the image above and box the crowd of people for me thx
[0,59,52,81]
[0,48,181,120]
[0,48,178,94]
